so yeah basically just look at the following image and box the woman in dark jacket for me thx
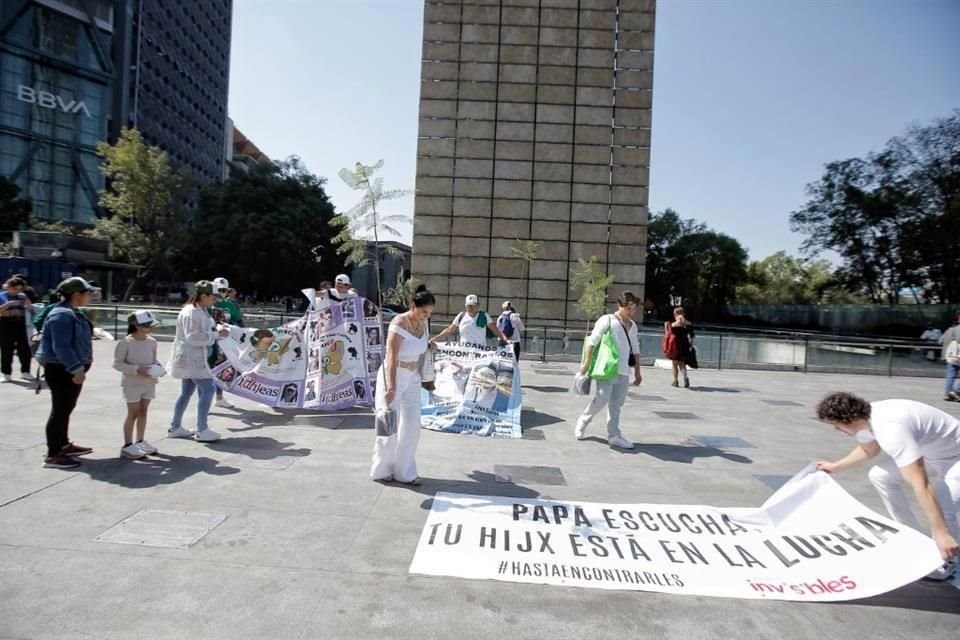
[665,306,695,388]
[34,277,97,468]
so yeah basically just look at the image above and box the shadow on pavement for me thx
[521,409,565,429]
[693,386,748,393]
[204,435,310,460]
[522,385,568,393]
[379,470,541,510]
[579,438,753,464]
[74,454,241,488]
[841,580,960,613]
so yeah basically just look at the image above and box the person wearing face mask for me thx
[167,281,230,443]
[34,277,98,468]
[370,285,437,485]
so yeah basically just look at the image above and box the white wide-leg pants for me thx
[370,367,422,482]
[867,456,960,540]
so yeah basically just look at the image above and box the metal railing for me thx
[84,305,949,378]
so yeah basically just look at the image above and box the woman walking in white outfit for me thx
[370,286,436,485]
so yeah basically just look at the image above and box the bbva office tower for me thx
[411,0,654,328]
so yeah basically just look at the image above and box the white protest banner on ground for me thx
[213,295,381,410]
[409,467,943,601]
[421,342,522,438]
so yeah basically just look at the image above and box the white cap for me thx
[130,309,157,326]
[465,294,479,305]
[502,301,512,310]
[335,274,351,285]
[212,277,230,291]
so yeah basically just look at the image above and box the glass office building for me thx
[0,0,232,225]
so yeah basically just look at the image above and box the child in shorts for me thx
[113,310,163,459]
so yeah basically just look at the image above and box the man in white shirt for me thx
[432,295,509,348]
[575,291,643,450]
[816,392,960,581]
[939,313,960,402]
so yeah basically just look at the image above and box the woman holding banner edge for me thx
[370,285,436,485]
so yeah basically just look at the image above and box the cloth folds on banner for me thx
[212,295,382,410]
[409,466,943,601]
[421,342,522,438]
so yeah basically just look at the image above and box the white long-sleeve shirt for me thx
[168,304,217,379]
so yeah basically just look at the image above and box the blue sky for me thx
[228,0,960,261]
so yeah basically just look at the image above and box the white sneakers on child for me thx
[136,440,158,455]
[121,444,146,459]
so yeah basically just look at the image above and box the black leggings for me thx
[44,363,86,456]
[0,318,31,375]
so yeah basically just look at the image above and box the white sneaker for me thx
[574,420,588,440]
[194,428,221,442]
[215,398,235,409]
[21,372,35,381]
[121,443,146,459]
[923,560,956,582]
[0,374,11,383]
[608,435,635,449]
[168,426,196,439]
[135,440,158,455]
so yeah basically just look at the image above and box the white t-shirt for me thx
[857,399,960,467]
[587,313,640,377]
[456,311,489,347]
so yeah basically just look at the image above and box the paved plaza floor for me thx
[1,341,958,640]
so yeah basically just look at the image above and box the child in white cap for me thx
[112,310,164,459]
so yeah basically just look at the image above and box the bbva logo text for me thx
[17,85,92,117]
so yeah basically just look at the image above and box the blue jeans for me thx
[170,378,215,432]
[947,363,960,395]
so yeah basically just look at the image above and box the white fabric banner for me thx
[409,466,943,601]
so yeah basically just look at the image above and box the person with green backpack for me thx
[575,291,643,449]
[432,294,510,349]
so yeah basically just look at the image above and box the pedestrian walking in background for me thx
[168,281,230,443]
[433,294,509,348]
[664,307,695,388]
[498,301,524,361]
[34,277,97,469]
[940,313,960,402]
[575,291,643,450]
[0,276,34,382]
[113,310,163,459]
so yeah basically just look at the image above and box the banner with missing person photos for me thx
[211,293,382,410]
[421,342,522,438]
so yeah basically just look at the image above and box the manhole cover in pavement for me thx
[95,509,227,549]
[654,411,700,420]
[494,465,566,486]
[754,474,793,491]
[761,400,803,407]
[692,435,756,449]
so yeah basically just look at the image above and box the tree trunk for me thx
[371,197,382,307]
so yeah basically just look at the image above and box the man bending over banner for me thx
[815,392,960,581]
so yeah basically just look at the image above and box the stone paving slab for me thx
[0,341,958,640]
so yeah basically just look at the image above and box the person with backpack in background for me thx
[0,276,35,382]
[498,301,524,361]
[431,294,510,349]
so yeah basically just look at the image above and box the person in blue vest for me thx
[497,301,525,361]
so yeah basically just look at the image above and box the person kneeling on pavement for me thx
[816,392,960,581]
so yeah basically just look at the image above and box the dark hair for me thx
[48,291,61,304]
[674,306,686,317]
[4,276,25,289]
[412,285,435,308]
[816,392,872,424]
[127,323,138,335]
[186,292,213,306]
[617,291,641,307]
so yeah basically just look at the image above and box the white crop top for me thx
[388,323,429,361]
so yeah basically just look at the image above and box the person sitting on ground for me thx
[815,392,960,581]
[431,295,509,349]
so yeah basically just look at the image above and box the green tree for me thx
[645,209,748,306]
[570,256,615,327]
[790,111,960,303]
[509,238,540,302]
[331,160,411,305]
[177,157,345,298]
[735,251,856,304]
[0,176,32,231]
[382,268,421,309]
[92,128,189,298]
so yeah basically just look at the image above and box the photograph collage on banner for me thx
[212,295,380,410]
[421,343,522,438]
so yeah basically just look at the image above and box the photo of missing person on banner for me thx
[280,383,299,406]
